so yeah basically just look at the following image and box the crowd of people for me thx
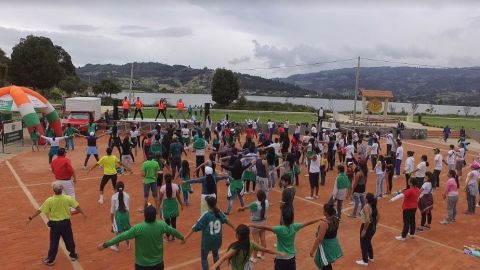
[27,106,480,270]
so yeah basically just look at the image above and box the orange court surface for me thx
[1,135,479,270]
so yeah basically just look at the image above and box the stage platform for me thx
[116,118,194,131]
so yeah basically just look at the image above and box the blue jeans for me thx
[352,192,366,217]
[395,159,402,176]
[201,249,219,270]
[65,137,74,150]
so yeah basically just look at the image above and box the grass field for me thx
[141,108,318,124]
[415,115,480,129]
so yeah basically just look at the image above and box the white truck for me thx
[62,97,102,134]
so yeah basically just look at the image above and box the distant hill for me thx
[76,62,309,96]
[278,66,480,106]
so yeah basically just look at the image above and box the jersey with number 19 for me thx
[192,210,228,251]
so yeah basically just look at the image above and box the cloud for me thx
[117,26,194,38]
[228,56,250,65]
[374,44,433,59]
[59,24,99,32]
[252,40,330,67]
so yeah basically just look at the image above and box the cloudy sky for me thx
[1,0,480,77]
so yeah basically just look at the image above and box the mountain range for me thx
[76,63,480,106]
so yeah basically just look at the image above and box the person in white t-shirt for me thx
[267,119,274,140]
[443,144,456,172]
[418,172,433,231]
[311,124,318,141]
[395,140,404,177]
[306,150,321,200]
[403,151,415,189]
[369,138,380,171]
[345,140,355,164]
[455,143,466,180]
[110,181,131,251]
[386,131,394,154]
[433,148,443,189]
[412,155,429,188]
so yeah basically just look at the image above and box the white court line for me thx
[0,176,102,191]
[6,160,84,270]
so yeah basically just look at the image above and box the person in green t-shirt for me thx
[98,205,184,270]
[142,153,160,209]
[212,224,285,270]
[249,208,321,270]
[183,196,235,270]
[30,126,40,152]
[63,123,78,150]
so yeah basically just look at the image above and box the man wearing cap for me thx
[27,182,86,266]
[51,148,77,200]
[98,205,184,270]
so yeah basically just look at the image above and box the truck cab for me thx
[62,97,101,135]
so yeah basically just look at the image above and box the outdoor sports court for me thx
[1,137,479,270]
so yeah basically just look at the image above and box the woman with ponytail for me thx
[212,224,284,269]
[250,208,321,270]
[440,170,459,224]
[109,181,131,251]
[183,196,235,270]
[356,193,379,266]
[159,174,183,241]
[238,190,270,261]
[310,204,343,270]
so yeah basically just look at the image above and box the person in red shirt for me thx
[245,124,254,140]
[122,96,130,119]
[133,97,144,120]
[155,98,167,122]
[277,123,285,135]
[51,148,77,199]
[390,178,420,241]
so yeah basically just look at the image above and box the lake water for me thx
[114,91,480,115]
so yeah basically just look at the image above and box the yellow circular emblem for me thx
[367,99,382,114]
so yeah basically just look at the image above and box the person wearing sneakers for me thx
[440,170,459,225]
[355,193,379,266]
[330,165,351,221]
[348,162,368,218]
[141,153,161,209]
[390,178,420,241]
[98,205,184,270]
[27,182,86,266]
[51,148,77,202]
[307,147,321,200]
[89,148,124,205]
[109,181,131,252]
[417,172,434,232]
[238,190,270,262]
[121,96,130,119]
[464,162,480,215]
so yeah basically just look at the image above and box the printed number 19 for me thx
[209,220,221,235]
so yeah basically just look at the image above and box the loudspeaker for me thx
[204,103,210,121]
[113,99,119,120]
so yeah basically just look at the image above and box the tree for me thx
[8,35,74,89]
[93,79,121,97]
[58,75,81,96]
[0,48,8,86]
[463,106,472,117]
[410,101,419,115]
[211,68,239,108]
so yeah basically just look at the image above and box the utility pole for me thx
[129,62,134,101]
[353,56,360,126]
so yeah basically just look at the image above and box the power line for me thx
[362,57,480,71]
[233,58,356,71]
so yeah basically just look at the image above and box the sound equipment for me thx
[204,103,211,121]
[113,99,119,120]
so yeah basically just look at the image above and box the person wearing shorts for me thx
[141,153,160,209]
[90,148,122,205]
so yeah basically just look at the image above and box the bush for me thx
[213,96,315,112]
